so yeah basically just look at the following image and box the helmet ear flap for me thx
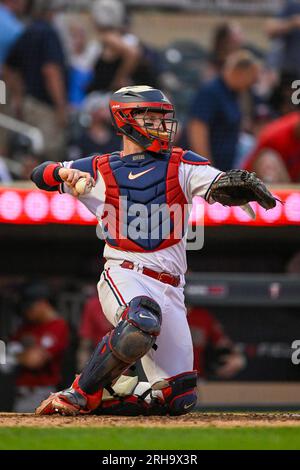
[110,108,123,136]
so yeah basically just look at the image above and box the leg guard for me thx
[79,296,162,395]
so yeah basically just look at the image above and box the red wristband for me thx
[43,164,61,187]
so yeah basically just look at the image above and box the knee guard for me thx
[153,371,198,416]
[79,296,162,395]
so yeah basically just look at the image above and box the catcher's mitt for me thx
[209,170,278,210]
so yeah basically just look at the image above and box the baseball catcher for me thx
[31,85,276,416]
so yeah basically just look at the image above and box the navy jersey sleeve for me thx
[70,155,98,178]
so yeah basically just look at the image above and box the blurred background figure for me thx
[0,0,26,72]
[67,21,100,109]
[188,306,245,380]
[244,111,300,183]
[207,21,245,78]
[4,283,69,413]
[87,0,158,94]
[3,0,68,160]
[268,70,300,117]
[266,0,300,78]
[187,50,260,171]
[0,155,13,182]
[77,290,112,371]
[68,92,121,160]
[286,251,300,273]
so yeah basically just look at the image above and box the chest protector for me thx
[96,147,188,252]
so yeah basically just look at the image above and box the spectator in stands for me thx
[286,251,300,273]
[16,152,41,180]
[207,21,244,77]
[266,0,300,77]
[6,282,69,412]
[77,291,112,371]
[87,0,157,93]
[187,307,245,379]
[244,111,300,183]
[68,92,121,160]
[67,22,101,109]
[187,50,260,171]
[0,0,25,70]
[87,0,138,93]
[4,0,68,160]
[268,70,300,117]
[0,155,12,182]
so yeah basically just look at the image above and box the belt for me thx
[120,260,180,287]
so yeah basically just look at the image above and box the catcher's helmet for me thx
[109,85,177,153]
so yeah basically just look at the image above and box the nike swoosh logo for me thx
[184,403,195,410]
[128,167,155,180]
[139,313,153,319]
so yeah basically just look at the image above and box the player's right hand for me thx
[58,168,95,195]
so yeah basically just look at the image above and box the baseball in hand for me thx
[75,177,93,195]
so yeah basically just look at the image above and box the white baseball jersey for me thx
[61,158,221,276]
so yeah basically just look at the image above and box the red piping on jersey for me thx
[97,148,188,253]
[181,151,210,166]
[105,268,126,305]
[92,155,100,180]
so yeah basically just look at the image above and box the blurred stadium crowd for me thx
[1,0,300,413]
[0,0,300,184]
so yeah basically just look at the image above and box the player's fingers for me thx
[68,170,81,186]
[80,172,95,187]
[86,175,95,187]
[66,170,77,184]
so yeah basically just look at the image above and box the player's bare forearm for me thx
[31,161,95,195]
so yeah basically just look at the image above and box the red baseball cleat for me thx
[35,376,103,416]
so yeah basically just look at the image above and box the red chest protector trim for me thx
[97,147,188,253]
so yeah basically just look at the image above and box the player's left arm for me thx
[183,151,278,211]
[182,150,223,201]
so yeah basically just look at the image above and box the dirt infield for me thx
[1,412,300,428]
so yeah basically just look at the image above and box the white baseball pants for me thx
[97,265,193,386]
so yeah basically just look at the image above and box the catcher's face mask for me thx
[110,85,178,153]
[130,108,177,151]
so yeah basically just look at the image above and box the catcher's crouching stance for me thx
[32,86,277,417]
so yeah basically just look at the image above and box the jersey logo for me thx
[128,167,155,180]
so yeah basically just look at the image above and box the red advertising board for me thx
[0,187,299,226]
